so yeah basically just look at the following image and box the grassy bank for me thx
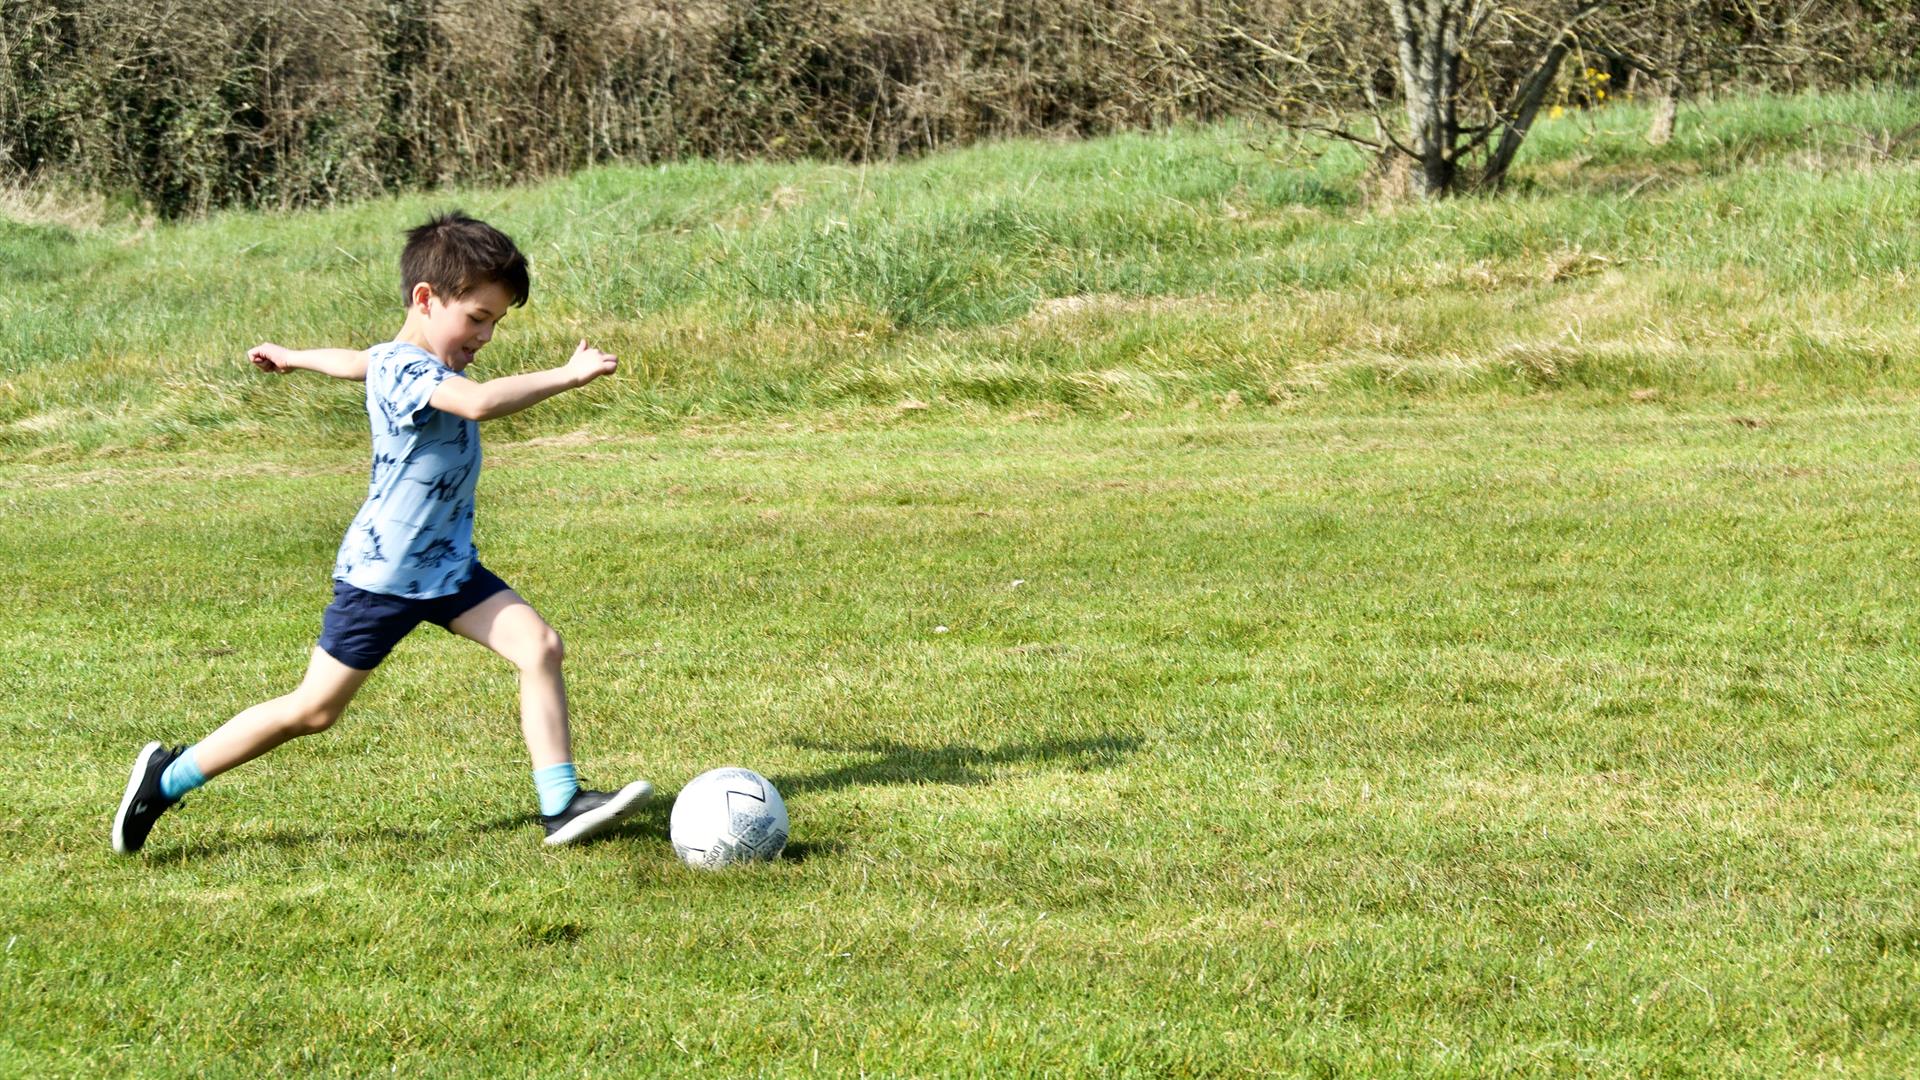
[3,89,1918,458]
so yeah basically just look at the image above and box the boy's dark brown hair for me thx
[400,210,530,308]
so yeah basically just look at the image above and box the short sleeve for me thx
[378,349,462,429]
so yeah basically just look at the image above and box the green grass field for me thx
[5,91,1920,1075]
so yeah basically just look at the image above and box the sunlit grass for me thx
[5,403,1920,1074]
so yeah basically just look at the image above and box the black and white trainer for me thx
[112,741,185,855]
[541,780,654,846]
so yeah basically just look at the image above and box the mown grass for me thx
[5,403,1920,1075]
[2,89,1917,457]
[5,89,1920,1075]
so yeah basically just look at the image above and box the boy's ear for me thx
[410,281,436,313]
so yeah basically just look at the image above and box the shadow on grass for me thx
[163,823,470,860]
[772,735,1140,795]
[161,799,673,858]
[489,804,841,861]
[778,838,843,862]
[156,737,1130,859]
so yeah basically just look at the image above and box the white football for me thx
[670,766,789,869]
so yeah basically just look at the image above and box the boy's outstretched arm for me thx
[249,343,369,381]
[429,340,616,422]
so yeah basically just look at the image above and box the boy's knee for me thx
[289,702,344,736]
[527,626,564,670]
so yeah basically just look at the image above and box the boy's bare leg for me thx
[113,647,370,854]
[192,647,373,779]
[449,588,650,843]
[447,589,572,768]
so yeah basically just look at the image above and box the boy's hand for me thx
[248,343,294,374]
[565,340,618,386]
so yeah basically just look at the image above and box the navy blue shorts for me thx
[317,563,514,671]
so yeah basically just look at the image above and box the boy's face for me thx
[413,281,515,372]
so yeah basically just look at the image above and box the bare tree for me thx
[1227,0,1906,200]
[1340,0,1607,197]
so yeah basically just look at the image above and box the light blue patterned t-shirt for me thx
[332,341,481,598]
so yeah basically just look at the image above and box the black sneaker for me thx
[541,780,654,846]
[113,742,185,855]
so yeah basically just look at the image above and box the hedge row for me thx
[2,0,1913,216]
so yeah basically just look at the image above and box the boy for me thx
[112,210,651,853]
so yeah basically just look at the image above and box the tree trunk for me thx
[1388,0,1468,198]
[1646,89,1677,145]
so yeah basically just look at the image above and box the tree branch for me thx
[1481,2,1608,189]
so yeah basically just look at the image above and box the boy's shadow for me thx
[163,802,671,858]
[163,734,1138,857]
[167,823,479,860]
[478,801,843,859]
[772,734,1140,795]
[474,733,1141,851]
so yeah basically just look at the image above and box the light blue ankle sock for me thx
[159,745,206,801]
[533,762,579,816]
